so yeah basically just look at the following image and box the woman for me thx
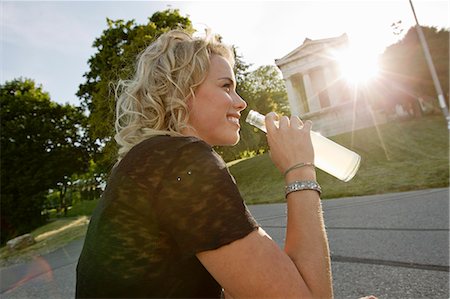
[76,29,333,298]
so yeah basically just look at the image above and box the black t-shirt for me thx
[76,136,258,298]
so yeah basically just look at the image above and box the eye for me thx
[223,84,232,93]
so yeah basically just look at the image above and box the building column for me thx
[303,73,320,112]
[322,65,341,106]
[285,78,301,116]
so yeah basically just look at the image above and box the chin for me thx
[215,134,240,147]
[225,134,241,146]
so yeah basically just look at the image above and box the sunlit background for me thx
[2,0,448,106]
[2,3,449,297]
[330,43,380,85]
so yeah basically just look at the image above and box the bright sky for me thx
[2,0,449,106]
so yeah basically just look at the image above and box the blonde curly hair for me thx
[114,29,234,161]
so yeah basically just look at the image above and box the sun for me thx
[332,44,380,85]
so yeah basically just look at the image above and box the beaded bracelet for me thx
[285,180,322,198]
[283,162,315,177]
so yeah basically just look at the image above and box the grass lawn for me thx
[0,199,98,266]
[230,115,449,204]
[0,216,89,267]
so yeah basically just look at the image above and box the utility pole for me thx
[408,0,450,130]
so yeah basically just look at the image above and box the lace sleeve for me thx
[154,140,258,257]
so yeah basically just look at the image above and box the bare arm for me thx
[268,114,333,298]
[197,113,333,298]
[284,174,333,298]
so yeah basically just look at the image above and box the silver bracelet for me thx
[283,162,315,177]
[285,180,322,198]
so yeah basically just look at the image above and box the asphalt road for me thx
[1,188,448,299]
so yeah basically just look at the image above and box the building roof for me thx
[275,33,349,68]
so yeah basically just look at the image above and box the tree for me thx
[0,78,91,243]
[379,26,449,111]
[77,9,193,171]
[241,65,290,115]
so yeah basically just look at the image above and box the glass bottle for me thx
[246,110,361,182]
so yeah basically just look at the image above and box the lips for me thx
[227,114,240,126]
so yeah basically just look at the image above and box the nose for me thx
[233,92,247,112]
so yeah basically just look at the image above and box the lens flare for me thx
[332,44,380,85]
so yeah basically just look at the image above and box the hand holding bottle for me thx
[265,112,315,179]
[246,110,361,182]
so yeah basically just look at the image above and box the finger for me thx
[302,120,313,132]
[290,115,303,128]
[265,112,279,133]
[279,115,289,129]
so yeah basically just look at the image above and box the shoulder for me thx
[122,135,225,170]
[134,135,212,155]
[123,135,214,161]
[163,136,227,171]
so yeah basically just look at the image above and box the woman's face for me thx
[184,55,247,146]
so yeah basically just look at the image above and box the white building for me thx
[275,34,386,137]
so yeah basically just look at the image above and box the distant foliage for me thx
[379,26,449,111]
[1,78,91,244]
